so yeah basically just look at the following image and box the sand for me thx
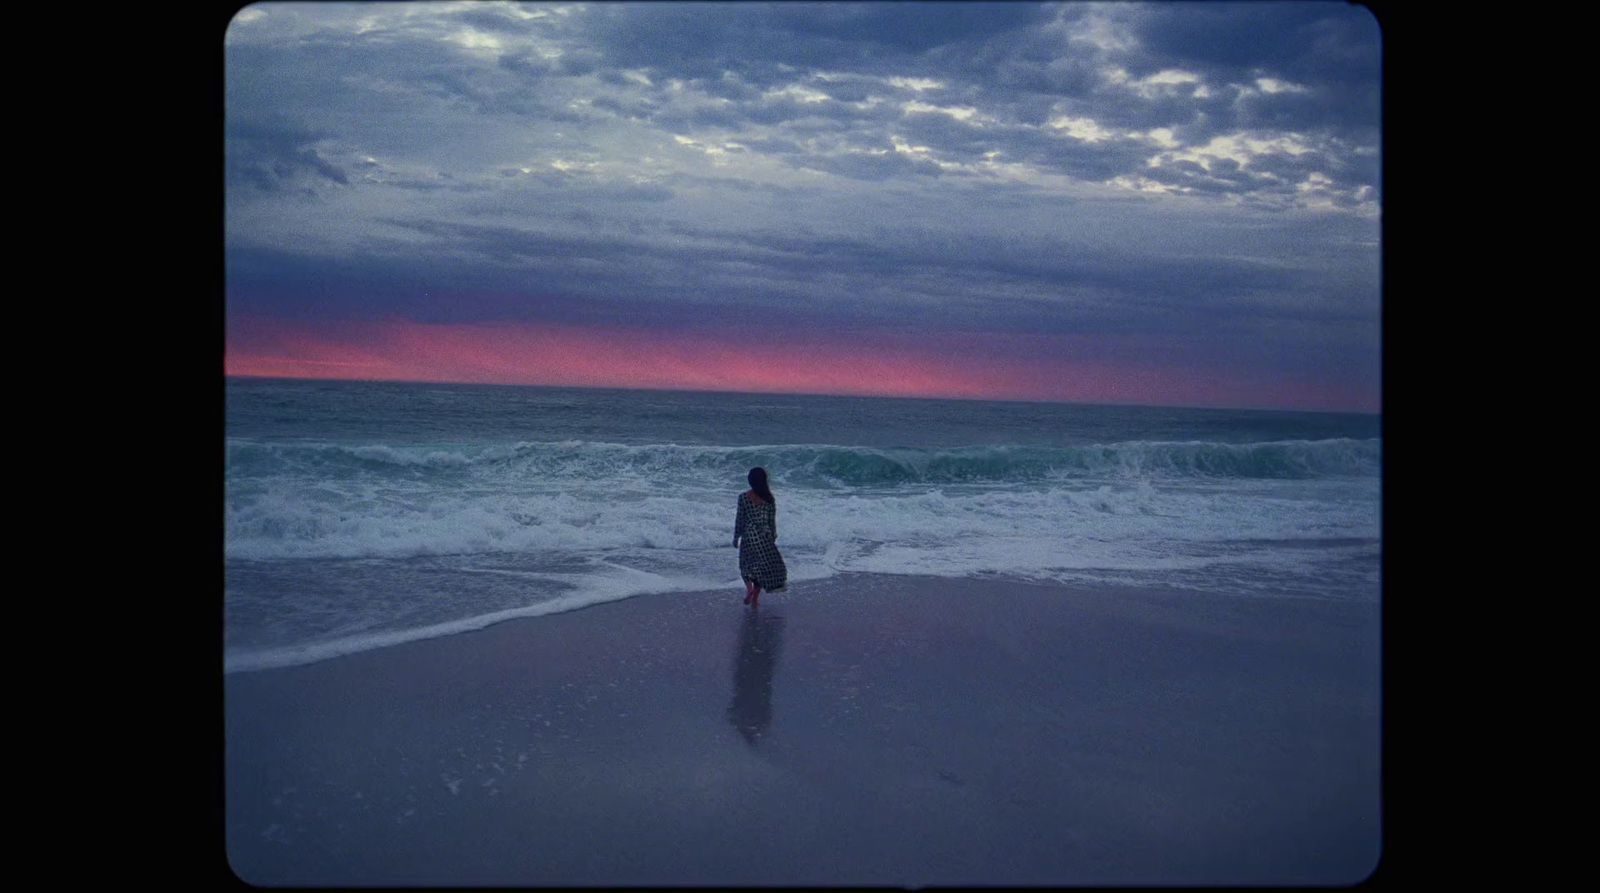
[223,572,1381,886]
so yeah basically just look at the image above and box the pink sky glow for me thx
[224,317,1376,412]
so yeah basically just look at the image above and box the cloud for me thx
[224,1,1382,411]
[225,117,350,193]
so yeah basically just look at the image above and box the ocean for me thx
[224,377,1381,673]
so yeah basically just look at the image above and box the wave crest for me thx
[227,437,1380,486]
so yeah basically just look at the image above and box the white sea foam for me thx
[225,388,1382,673]
[225,436,1381,581]
[225,476,1375,564]
[224,557,731,674]
[225,589,626,674]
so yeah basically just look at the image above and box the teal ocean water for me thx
[224,378,1381,672]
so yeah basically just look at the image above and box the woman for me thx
[733,466,788,606]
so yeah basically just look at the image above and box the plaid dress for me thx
[735,491,788,592]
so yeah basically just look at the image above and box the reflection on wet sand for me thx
[727,608,785,746]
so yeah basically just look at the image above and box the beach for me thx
[224,572,1381,886]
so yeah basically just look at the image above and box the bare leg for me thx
[744,579,756,604]
[750,585,761,608]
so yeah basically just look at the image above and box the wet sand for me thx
[223,572,1381,885]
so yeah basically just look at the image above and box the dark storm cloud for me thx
[1135,2,1380,89]
[226,118,350,193]
[718,220,1342,334]
[499,47,601,79]
[453,4,543,34]
[583,1,1050,81]
[1129,2,1381,136]
[242,188,1360,339]
[766,1,1052,55]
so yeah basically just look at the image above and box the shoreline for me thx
[224,572,1381,885]
[224,568,1374,677]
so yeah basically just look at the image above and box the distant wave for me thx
[226,437,1381,485]
[774,439,1379,484]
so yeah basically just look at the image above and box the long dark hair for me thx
[748,467,775,505]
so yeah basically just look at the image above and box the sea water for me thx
[224,378,1381,672]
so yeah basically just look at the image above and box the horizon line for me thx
[223,372,1383,417]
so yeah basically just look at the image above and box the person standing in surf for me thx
[734,467,788,606]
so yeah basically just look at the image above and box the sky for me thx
[224,1,1382,412]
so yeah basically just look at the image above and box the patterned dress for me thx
[735,491,788,592]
